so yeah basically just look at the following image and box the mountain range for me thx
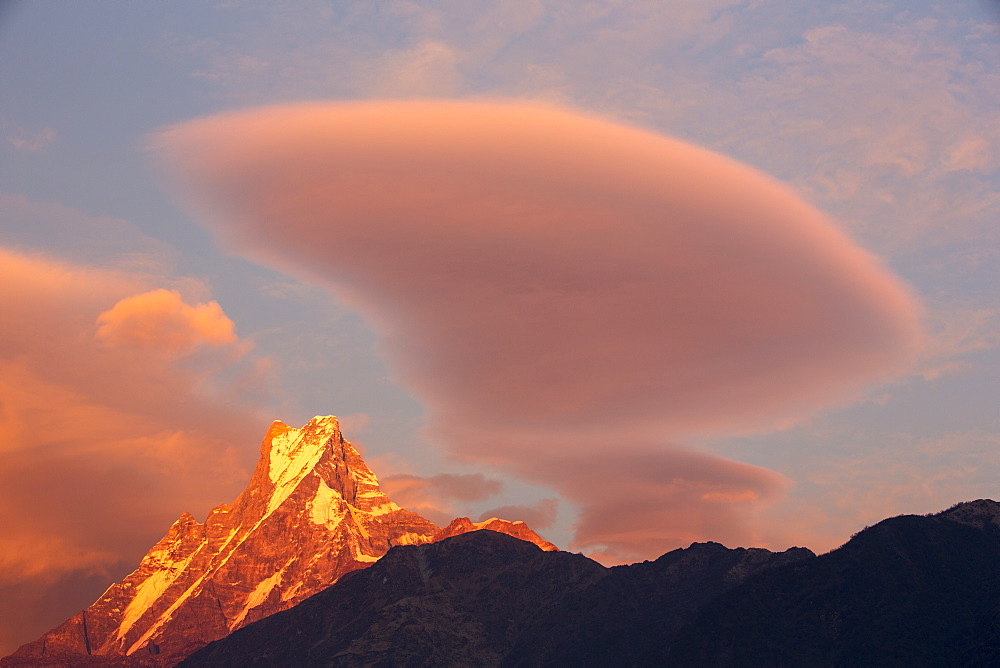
[4,415,999,666]
[181,500,1000,667]
[1,416,554,667]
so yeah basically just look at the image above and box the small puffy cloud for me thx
[96,288,237,356]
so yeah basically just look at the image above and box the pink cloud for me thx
[96,288,237,356]
[0,248,265,654]
[154,100,923,559]
[381,472,504,526]
[547,444,790,563]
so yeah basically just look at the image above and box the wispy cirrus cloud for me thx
[0,190,179,272]
[6,125,55,152]
[753,427,1000,554]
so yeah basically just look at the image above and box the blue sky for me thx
[1,0,998,654]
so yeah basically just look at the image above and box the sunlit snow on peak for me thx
[266,416,341,516]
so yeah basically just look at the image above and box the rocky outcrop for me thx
[3,416,556,667]
[433,517,558,551]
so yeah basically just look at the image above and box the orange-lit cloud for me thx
[0,247,265,647]
[432,424,791,561]
[96,288,237,356]
[544,444,788,562]
[381,472,503,526]
[154,100,923,558]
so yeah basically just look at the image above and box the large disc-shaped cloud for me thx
[154,100,921,440]
[154,101,925,560]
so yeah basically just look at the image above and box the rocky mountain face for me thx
[180,530,811,667]
[433,517,558,551]
[2,416,555,667]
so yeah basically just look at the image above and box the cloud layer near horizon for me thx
[380,472,503,527]
[154,100,923,560]
[0,248,263,587]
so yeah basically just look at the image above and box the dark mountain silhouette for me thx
[180,531,810,666]
[662,499,1000,666]
[504,539,812,666]
[5,410,996,666]
[182,500,1000,666]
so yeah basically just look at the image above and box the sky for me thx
[1,0,998,655]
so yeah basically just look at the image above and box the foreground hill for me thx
[181,530,809,667]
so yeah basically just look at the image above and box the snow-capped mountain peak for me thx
[4,416,557,667]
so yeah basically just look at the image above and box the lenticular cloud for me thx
[153,100,922,557]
